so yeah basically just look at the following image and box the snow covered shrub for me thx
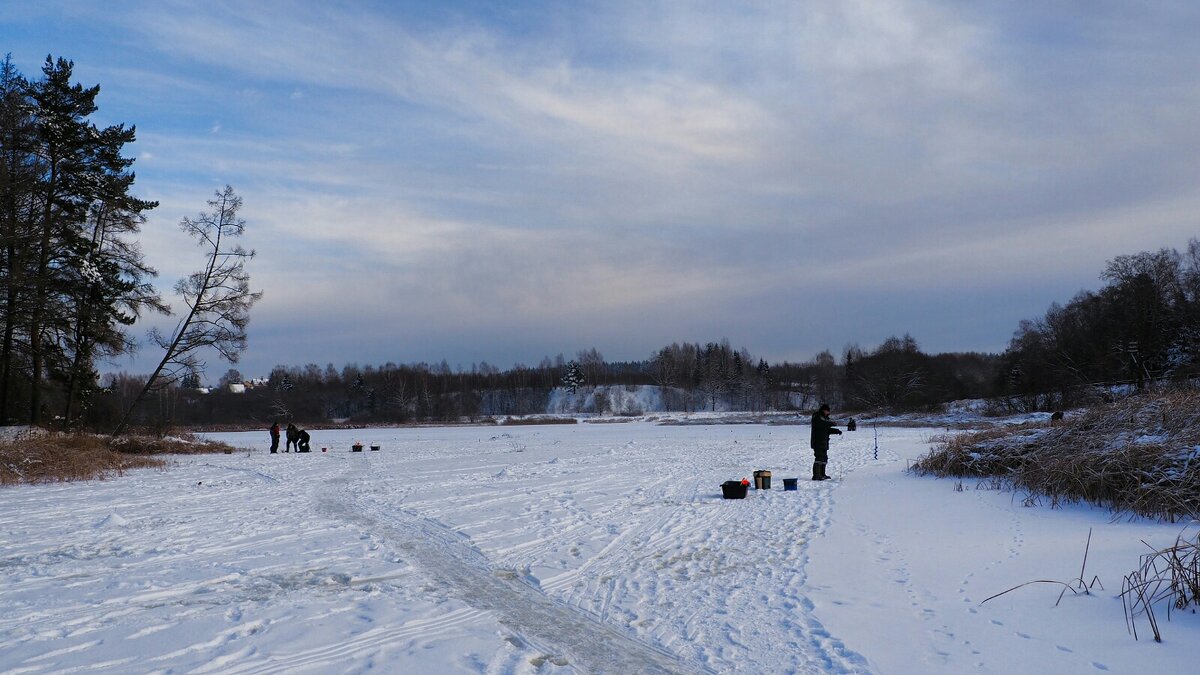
[499,416,578,425]
[913,389,1200,520]
[107,433,238,455]
[919,427,1047,477]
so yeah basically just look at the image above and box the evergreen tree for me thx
[180,372,200,390]
[0,55,159,425]
[561,360,584,393]
[0,55,37,422]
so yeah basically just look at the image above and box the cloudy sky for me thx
[4,1,1199,380]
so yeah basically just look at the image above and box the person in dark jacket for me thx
[296,428,311,452]
[269,421,280,453]
[810,403,841,480]
[286,423,298,452]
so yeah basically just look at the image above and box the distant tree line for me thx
[85,339,1002,430]
[87,239,1200,431]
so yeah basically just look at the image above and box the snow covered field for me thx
[2,421,1198,674]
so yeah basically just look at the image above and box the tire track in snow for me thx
[315,461,706,675]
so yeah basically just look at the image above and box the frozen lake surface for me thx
[1,421,1198,673]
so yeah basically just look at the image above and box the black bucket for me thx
[783,478,798,491]
[721,481,748,499]
[352,444,363,452]
[370,445,380,451]
[754,470,772,490]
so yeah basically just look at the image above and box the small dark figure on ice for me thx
[296,428,311,452]
[286,423,298,452]
[847,417,857,431]
[270,421,280,453]
[810,403,841,481]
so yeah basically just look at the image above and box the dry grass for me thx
[980,529,1103,607]
[912,389,1200,520]
[1,431,239,486]
[108,433,239,455]
[1121,532,1200,642]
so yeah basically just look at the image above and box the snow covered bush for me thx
[912,389,1200,520]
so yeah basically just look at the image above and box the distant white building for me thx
[228,383,247,394]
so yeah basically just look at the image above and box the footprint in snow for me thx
[94,513,129,529]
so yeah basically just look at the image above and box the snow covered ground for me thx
[2,421,1198,673]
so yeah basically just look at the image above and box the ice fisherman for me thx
[810,403,841,481]
[270,421,280,453]
[286,423,298,452]
[296,428,311,452]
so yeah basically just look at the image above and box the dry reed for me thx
[1121,532,1200,642]
[1,432,239,486]
[912,389,1200,521]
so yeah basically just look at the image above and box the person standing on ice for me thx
[269,421,280,453]
[810,403,841,480]
[286,423,298,452]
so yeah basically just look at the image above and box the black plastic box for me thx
[721,480,748,499]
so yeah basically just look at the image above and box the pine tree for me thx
[0,55,37,422]
[0,55,160,425]
[561,361,584,394]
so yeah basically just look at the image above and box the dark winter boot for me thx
[814,462,831,481]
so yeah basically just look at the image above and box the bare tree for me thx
[113,186,262,435]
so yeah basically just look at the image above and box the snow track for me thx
[316,461,700,674]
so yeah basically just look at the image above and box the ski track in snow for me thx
[313,462,698,674]
[0,423,885,673]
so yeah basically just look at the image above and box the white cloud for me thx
[27,0,1199,371]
